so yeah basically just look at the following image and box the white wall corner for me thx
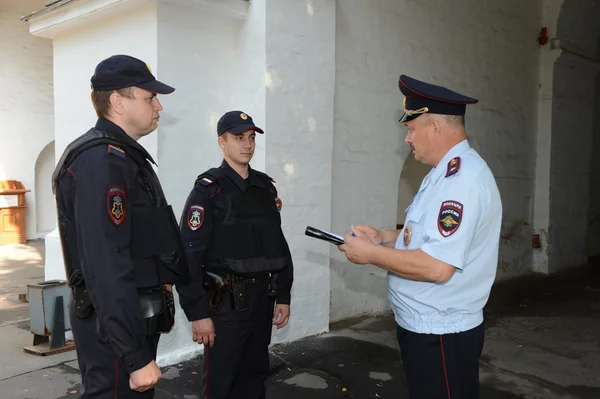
[158,0,250,20]
[23,0,147,39]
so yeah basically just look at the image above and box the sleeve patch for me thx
[107,186,126,226]
[438,200,462,237]
[187,205,205,231]
[445,157,461,177]
[107,144,126,159]
[198,177,213,186]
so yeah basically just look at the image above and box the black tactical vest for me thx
[52,128,189,287]
[201,168,289,275]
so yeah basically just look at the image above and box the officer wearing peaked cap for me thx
[339,75,502,398]
[52,54,193,398]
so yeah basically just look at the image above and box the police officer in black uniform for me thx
[175,110,294,399]
[52,54,190,398]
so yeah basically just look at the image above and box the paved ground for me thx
[1,241,599,398]
[0,239,44,313]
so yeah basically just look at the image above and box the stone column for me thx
[532,0,563,274]
[265,0,336,342]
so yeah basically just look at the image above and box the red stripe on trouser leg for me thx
[439,336,451,399]
[114,358,119,399]
[205,345,210,399]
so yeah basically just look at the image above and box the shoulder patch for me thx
[107,144,126,160]
[445,157,461,178]
[107,186,126,226]
[187,205,205,231]
[438,200,463,237]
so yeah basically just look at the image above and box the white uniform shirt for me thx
[388,139,502,334]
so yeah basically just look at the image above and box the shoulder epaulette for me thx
[107,144,126,160]
[197,177,214,186]
[445,157,461,178]
[195,168,222,188]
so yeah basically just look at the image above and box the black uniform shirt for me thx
[176,160,294,322]
[56,117,180,374]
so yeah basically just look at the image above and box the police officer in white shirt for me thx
[338,74,503,399]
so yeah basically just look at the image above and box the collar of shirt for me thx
[219,159,265,191]
[95,117,157,165]
[426,139,471,187]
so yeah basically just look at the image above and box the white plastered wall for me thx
[264,0,336,342]
[0,0,54,239]
[330,0,543,322]
[154,0,268,364]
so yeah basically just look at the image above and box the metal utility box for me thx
[27,280,71,334]
[24,280,75,356]
[0,180,30,245]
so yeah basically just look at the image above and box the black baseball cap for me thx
[217,110,264,136]
[90,54,175,94]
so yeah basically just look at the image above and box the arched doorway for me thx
[35,141,56,236]
[397,153,430,228]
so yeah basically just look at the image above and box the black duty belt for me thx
[206,270,269,284]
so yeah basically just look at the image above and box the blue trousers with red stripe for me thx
[69,297,160,398]
[396,322,484,399]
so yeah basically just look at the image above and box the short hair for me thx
[90,87,134,118]
[443,114,465,128]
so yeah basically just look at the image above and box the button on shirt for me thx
[388,140,502,334]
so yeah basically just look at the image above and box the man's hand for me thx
[338,227,377,264]
[191,318,216,347]
[272,304,290,329]
[351,225,383,245]
[129,360,161,392]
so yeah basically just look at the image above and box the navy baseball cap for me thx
[398,75,477,122]
[90,54,175,94]
[217,110,264,136]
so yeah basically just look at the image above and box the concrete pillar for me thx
[532,47,562,274]
[264,0,336,342]
[548,52,600,273]
[587,76,600,258]
[532,0,563,274]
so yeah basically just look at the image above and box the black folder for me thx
[305,226,345,245]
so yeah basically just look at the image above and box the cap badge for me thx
[240,113,248,120]
[146,63,153,74]
[402,95,429,117]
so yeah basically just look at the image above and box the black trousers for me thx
[69,294,160,399]
[396,322,484,399]
[202,280,273,399]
